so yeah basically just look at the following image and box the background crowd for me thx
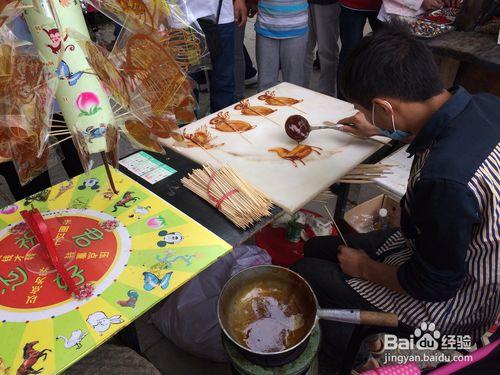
[193,0,461,111]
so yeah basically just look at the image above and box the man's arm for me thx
[397,179,478,302]
[339,179,479,302]
[338,246,406,294]
[234,0,248,26]
[246,0,258,17]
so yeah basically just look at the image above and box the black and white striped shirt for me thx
[348,87,500,341]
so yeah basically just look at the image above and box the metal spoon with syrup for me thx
[284,115,343,142]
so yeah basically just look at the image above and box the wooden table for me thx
[426,31,500,95]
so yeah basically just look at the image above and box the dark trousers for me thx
[337,6,380,100]
[208,22,236,112]
[113,23,122,39]
[0,115,84,201]
[244,45,257,78]
[292,229,410,369]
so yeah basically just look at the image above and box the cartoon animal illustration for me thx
[209,111,255,132]
[42,28,74,54]
[257,91,303,106]
[183,125,224,149]
[117,290,139,309]
[156,251,194,268]
[16,341,51,375]
[24,189,50,206]
[50,180,73,201]
[0,356,10,375]
[70,197,89,209]
[55,60,84,86]
[86,311,123,335]
[56,329,87,350]
[157,230,183,247]
[234,99,276,116]
[83,124,107,143]
[268,145,323,167]
[77,178,100,191]
[112,191,139,212]
[103,189,115,200]
[128,205,151,219]
[143,271,172,291]
[100,219,119,231]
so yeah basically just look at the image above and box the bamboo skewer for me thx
[247,107,282,127]
[313,190,336,204]
[48,135,72,148]
[181,165,273,229]
[270,97,307,114]
[323,205,348,247]
[347,134,388,146]
[338,180,374,184]
[220,119,253,145]
[49,131,71,136]
[186,137,224,165]
[339,164,394,184]
[101,152,118,194]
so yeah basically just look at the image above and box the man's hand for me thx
[338,245,407,294]
[423,0,444,10]
[247,0,258,17]
[337,112,380,139]
[338,246,373,279]
[234,0,248,26]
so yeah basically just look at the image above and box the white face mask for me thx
[372,100,411,141]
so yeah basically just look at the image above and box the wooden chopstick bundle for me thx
[339,164,393,184]
[181,165,273,229]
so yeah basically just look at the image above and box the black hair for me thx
[339,22,444,108]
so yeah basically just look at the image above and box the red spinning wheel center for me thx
[24,239,77,275]
[0,214,119,310]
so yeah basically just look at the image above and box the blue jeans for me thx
[208,22,236,112]
[338,6,380,100]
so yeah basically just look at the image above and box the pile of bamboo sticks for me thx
[181,165,273,229]
[339,164,393,184]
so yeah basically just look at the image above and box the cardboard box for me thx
[344,194,401,233]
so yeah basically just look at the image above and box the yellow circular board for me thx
[0,166,232,374]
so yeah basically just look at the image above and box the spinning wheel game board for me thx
[0,166,232,374]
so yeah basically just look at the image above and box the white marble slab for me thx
[374,145,413,199]
[162,82,388,213]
